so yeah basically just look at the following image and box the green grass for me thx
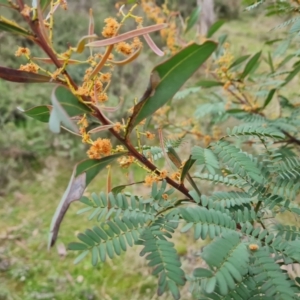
[0,162,164,300]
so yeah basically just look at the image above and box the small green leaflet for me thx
[20,105,51,123]
[49,86,90,134]
[207,20,225,38]
[185,6,201,34]
[240,51,262,80]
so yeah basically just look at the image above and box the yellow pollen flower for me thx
[15,47,30,57]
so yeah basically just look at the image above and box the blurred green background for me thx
[0,1,287,299]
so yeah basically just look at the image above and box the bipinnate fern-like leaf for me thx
[179,207,236,240]
[209,191,253,208]
[249,248,296,300]
[194,173,250,189]
[142,146,164,161]
[194,233,249,296]
[68,215,146,265]
[78,192,157,222]
[212,141,264,183]
[137,222,185,300]
[77,181,175,223]
[191,146,219,174]
[275,224,300,241]
[225,123,285,140]
[272,157,300,180]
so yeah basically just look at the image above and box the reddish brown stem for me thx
[17,1,194,201]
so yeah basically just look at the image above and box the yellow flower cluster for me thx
[144,169,168,187]
[102,18,120,38]
[19,63,39,73]
[87,138,112,159]
[215,43,235,89]
[141,0,177,53]
[78,115,90,144]
[118,155,135,168]
[15,47,30,57]
[75,68,112,104]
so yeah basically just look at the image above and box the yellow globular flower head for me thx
[118,155,135,168]
[97,93,109,103]
[135,16,143,24]
[87,138,112,159]
[102,18,120,38]
[83,67,93,81]
[159,169,168,179]
[82,132,91,144]
[203,135,212,147]
[19,63,39,73]
[95,79,104,90]
[216,44,234,82]
[249,244,259,251]
[115,41,133,56]
[131,37,143,50]
[100,73,111,82]
[144,174,155,187]
[15,47,30,57]
[113,122,122,133]
[115,145,125,152]
[162,193,168,200]
[21,5,31,17]
[75,86,89,97]
[146,131,155,140]
[78,115,89,128]
[60,0,68,10]
[170,172,180,182]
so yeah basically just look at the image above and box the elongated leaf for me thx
[73,250,89,265]
[197,80,222,88]
[168,148,201,196]
[53,86,91,116]
[48,168,86,248]
[126,42,217,134]
[20,105,51,123]
[207,20,225,38]
[86,24,167,48]
[263,88,276,109]
[76,153,124,186]
[68,242,89,251]
[75,34,98,53]
[49,86,90,133]
[283,64,300,86]
[50,87,78,134]
[0,66,56,83]
[229,55,251,70]
[0,16,34,38]
[143,34,164,56]
[194,268,213,278]
[185,6,201,34]
[240,51,262,79]
[48,153,123,248]
[109,48,142,65]
[33,57,84,65]
[111,181,144,195]
[180,156,196,182]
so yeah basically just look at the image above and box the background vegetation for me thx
[1,1,298,299]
